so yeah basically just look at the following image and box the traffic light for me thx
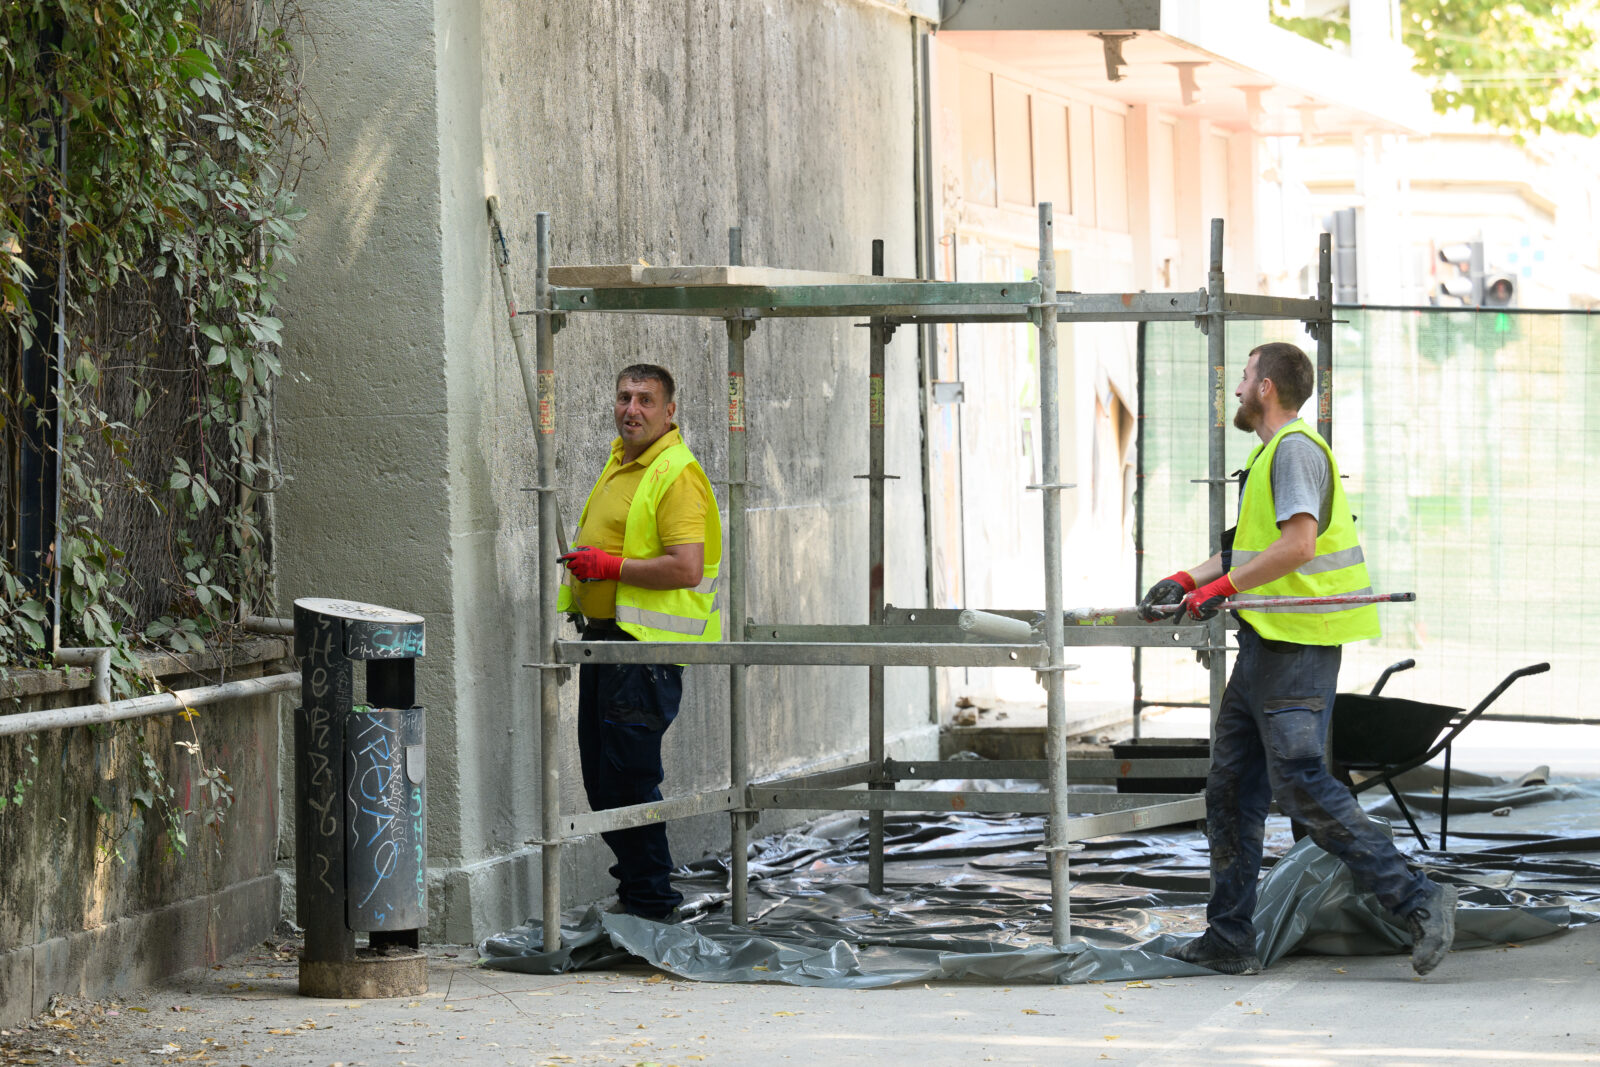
[1482,273,1517,308]
[1437,241,1484,305]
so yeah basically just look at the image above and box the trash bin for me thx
[293,597,427,998]
[1109,737,1209,794]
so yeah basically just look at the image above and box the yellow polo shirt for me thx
[571,426,711,619]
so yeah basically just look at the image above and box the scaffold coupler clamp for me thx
[726,308,758,340]
[523,660,573,686]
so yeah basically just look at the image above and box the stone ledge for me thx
[1,637,292,701]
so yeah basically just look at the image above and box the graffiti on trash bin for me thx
[346,708,422,926]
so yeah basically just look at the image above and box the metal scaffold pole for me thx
[1316,231,1334,445]
[867,238,889,895]
[1206,219,1228,726]
[725,226,753,925]
[1036,203,1073,947]
[535,213,563,952]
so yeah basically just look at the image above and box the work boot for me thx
[1165,930,1262,976]
[1405,882,1458,976]
[604,899,685,924]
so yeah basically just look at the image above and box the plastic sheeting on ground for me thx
[479,772,1600,986]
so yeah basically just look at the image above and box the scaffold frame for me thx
[501,202,1336,952]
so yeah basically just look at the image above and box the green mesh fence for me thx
[1137,307,1595,721]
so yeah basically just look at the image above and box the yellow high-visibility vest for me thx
[1230,420,1379,645]
[558,441,722,642]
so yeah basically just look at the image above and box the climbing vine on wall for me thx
[1,0,313,684]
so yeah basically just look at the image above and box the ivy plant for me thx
[1,0,311,676]
[2,1,311,840]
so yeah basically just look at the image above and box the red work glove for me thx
[558,545,625,582]
[1179,574,1237,622]
[1138,570,1196,621]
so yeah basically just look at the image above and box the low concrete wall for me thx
[0,640,288,1026]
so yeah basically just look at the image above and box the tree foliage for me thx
[1272,1,1600,136]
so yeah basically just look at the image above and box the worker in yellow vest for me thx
[1139,342,1455,977]
[557,364,721,921]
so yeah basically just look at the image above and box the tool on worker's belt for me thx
[1069,591,1416,621]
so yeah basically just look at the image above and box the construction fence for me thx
[1138,306,1599,721]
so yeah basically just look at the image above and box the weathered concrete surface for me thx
[6,924,1598,1065]
[276,0,933,945]
[0,644,288,1026]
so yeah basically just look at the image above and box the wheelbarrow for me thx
[1330,660,1551,850]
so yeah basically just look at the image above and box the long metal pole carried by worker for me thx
[1067,592,1417,620]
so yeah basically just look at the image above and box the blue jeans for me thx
[576,621,685,918]
[1205,625,1432,954]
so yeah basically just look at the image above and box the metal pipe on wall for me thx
[244,615,295,635]
[0,671,300,738]
[51,646,109,704]
[725,226,752,926]
[535,213,564,953]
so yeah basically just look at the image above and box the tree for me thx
[1271,1,1600,137]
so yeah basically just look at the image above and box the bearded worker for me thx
[557,364,721,921]
[1140,341,1455,976]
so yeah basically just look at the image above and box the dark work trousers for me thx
[1205,624,1433,955]
[575,619,685,918]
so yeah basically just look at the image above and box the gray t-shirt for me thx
[1270,433,1332,533]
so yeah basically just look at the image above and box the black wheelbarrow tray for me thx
[1330,660,1550,850]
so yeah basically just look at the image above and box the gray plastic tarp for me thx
[480,775,1600,986]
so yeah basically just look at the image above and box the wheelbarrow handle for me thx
[1463,662,1552,720]
[1370,658,1416,696]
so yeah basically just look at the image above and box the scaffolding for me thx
[498,202,1336,952]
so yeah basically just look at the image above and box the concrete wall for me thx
[276,0,933,943]
[0,645,286,1026]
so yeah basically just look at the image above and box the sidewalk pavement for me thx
[4,920,1597,1067]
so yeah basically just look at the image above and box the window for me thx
[995,78,1034,207]
[1033,97,1071,217]
[959,63,997,208]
